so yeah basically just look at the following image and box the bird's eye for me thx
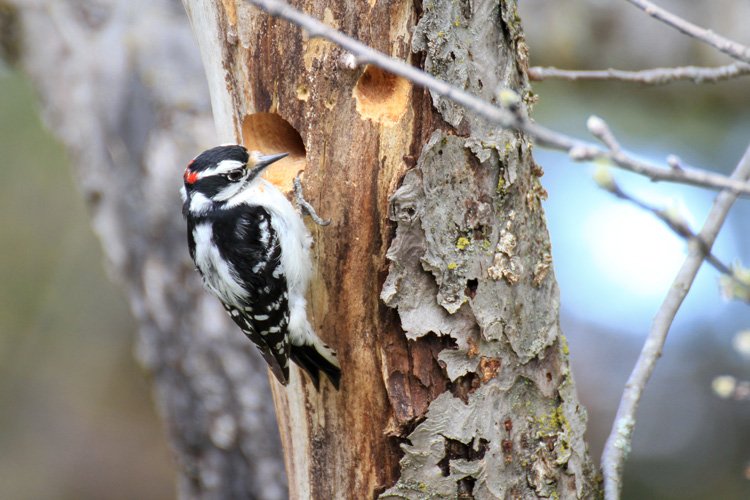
[226,169,245,182]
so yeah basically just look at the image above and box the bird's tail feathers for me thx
[291,338,341,390]
[258,344,290,386]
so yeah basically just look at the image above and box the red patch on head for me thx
[184,168,199,184]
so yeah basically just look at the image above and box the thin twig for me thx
[243,0,750,197]
[293,170,331,226]
[577,114,750,195]
[600,143,750,500]
[624,0,750,64]
[595,168,734,276]
[528,63,750,85]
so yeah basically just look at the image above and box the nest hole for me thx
[352,65,411,126]
[242,113,306,194]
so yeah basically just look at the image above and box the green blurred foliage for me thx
[0,71,174,499]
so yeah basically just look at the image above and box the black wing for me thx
[211,205,292,385]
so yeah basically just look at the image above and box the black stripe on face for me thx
[190,175,233,199]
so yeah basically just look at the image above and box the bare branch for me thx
[593,167,740,279]
[243,0,750,197]
[529,63,750,85]
[624,0,750,64]
[586,116,621,152]
[566,115,750,196]
[666,155,684,172]
[600,143,750,500]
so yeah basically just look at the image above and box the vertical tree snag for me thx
[183,0,599,498]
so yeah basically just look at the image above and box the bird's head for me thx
[181,144,288,214]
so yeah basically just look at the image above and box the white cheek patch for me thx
[189,192,212,214]
[213,182,245,202]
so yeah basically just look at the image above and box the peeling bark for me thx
[379,1,598,498]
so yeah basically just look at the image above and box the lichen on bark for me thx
[379,0,598,498]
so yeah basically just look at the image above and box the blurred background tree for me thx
[1,0,286,498]
[0,71,175,500]
[1,0,749,499]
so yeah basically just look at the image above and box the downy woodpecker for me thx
[181,145,341,389]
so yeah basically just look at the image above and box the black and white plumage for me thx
[181,145,340,389]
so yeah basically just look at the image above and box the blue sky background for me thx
[531,82,750,498]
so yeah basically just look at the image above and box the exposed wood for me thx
[183,1,428,496]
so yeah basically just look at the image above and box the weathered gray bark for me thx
[4,1,286,499]
[379,2,598,498]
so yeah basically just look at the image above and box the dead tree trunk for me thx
[184,0,600,498]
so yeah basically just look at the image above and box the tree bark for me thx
[183,0,600,498]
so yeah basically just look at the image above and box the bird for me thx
[181,144,341,389]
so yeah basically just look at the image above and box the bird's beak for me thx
[249,152,290,179]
